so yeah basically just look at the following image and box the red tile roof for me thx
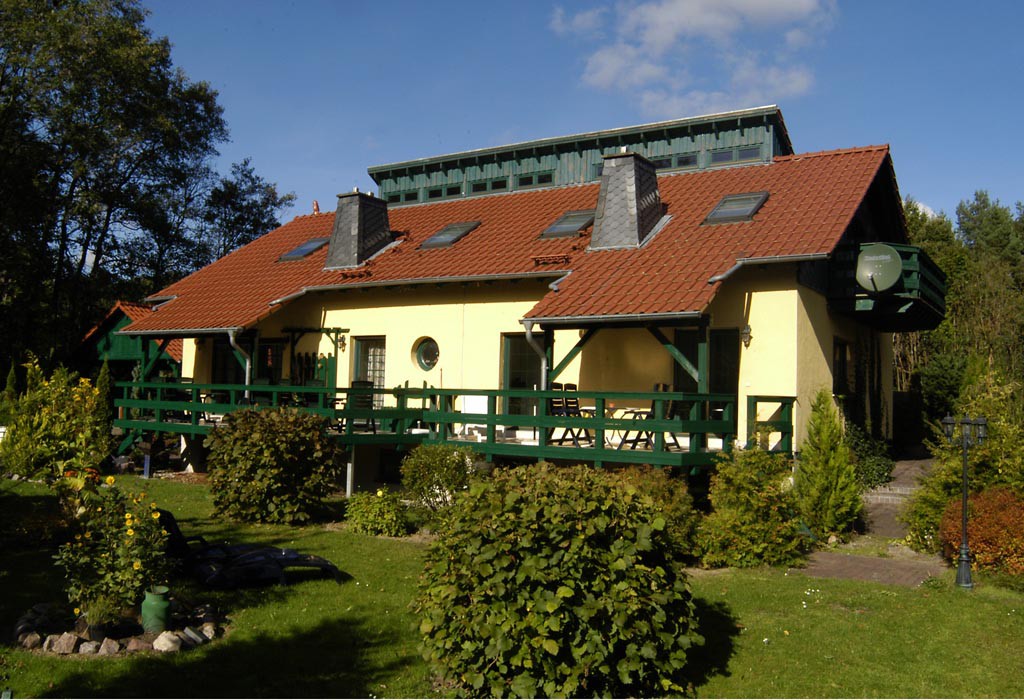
[124,145,894,334]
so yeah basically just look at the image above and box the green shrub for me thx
[904,370,1024,551]
[939,488,1024,576]
[697,448,808,567]
[54,475,170,624]
[415,464,702,698]
[0,362,16,425]
[205,408,341,524]
[346,489,408,537]
[400,443,479,511]
[844,422,893,490]
[794,389,862,539]
[0,358,107,481]
[611,465,700,556]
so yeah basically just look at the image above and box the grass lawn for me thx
[2,476,1023,698]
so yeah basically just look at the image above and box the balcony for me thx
[828,243,946,331]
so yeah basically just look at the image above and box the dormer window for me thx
[540,210,595,239]
[420,221,481,249]
[278,237,329,261]
[703,192,769,225]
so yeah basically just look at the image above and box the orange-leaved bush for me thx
[939,487,1024,576]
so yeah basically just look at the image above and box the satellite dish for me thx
[856,243,903,293]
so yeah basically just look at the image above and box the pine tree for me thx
[795,388,862,539]
[95,360,114,454]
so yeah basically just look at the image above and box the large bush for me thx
[54,475,170,624]
[206,408,341,524]
[611,465,700,556]
[939,488,1024,576]
[794,389,862,539]
[904,370,1024,552]
[414,464,702,698]
[697,448,808,567]
[400,443,479,511]
[0,359,109,480]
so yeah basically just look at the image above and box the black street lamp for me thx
[942,414,987,589]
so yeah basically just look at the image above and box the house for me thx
[116,105,944,476]
[80,301,183,381]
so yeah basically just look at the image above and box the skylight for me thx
[540,210,595,239]
[278,237,329,261]
[420,221,481,249]
[703,192,769,225]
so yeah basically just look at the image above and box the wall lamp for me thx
[740,324,753,348]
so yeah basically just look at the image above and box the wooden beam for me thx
[549,328,599,381]
[140,338,170,380]
[646,326,698,382]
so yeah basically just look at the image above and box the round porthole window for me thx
[415,338,439,371]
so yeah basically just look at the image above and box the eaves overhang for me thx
[270,271,570,307]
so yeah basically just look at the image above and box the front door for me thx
[353,336,386,408]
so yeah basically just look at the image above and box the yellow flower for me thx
[126,528,135,536]
[96,506,102,512]
[74,607,80,615]
[84,531,91,539]
[105,476,115,486]
[150,502,157,509]
[376,489,384,497]
[132,560,141,570]
[139,492,146,499]
[151,511,160,519]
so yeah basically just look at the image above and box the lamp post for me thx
[942,414,987,589]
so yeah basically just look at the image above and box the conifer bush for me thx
[794,388,862,539]
[697,447,808,567]
[206,408,341,524]
[415,464,703,698]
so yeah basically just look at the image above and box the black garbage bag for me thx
[158,509,343,589]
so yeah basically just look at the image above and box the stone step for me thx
[863,492,910,505]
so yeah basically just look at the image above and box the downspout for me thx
[521,320,548,390]
[227,329,252,399]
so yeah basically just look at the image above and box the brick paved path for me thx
[796,459,951,587]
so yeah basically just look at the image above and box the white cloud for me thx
[550,6,606,36]
[584,43,669,90]
[556,0,836,119]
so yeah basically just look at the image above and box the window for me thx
[420,221,481,249]
[386,193,401,203]
[278,237,329,262]
[491,178,507,191]
[540,210,595,239]
[428,187,443,200]
[471,181,488,193]
[711,149,735,165]
[446,185,461,197]
[414,338,439,370]
[428,184,463,200]
[403,191,419,202]
[710,145,763,167]
[703,191,769,225]
[591,163,604,180]
[516,171,554,189]
[650,157,673,170]
[675,153,698,169]
[737,146,761,161]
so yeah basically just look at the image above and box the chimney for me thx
[589,152,664,250]
[324,190,392,269]
[312,199,320,215]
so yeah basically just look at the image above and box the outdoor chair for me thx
[618,383,671,450]
[339,380,377,434]
[559,383,594,447]
[157,510,343,589]
[547,382,570,445]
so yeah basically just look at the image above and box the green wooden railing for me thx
[114,380,794,468]
[746,395,795,452]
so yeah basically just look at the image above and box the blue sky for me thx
[144,1,1023,222]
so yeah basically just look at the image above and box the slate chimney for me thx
[589,152,663,250]
[324,190,392,269]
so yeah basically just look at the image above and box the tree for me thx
[199,158,296,265]
[795,388,861,539]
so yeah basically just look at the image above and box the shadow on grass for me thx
[685,598,740,689]
[41,613,416,699]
